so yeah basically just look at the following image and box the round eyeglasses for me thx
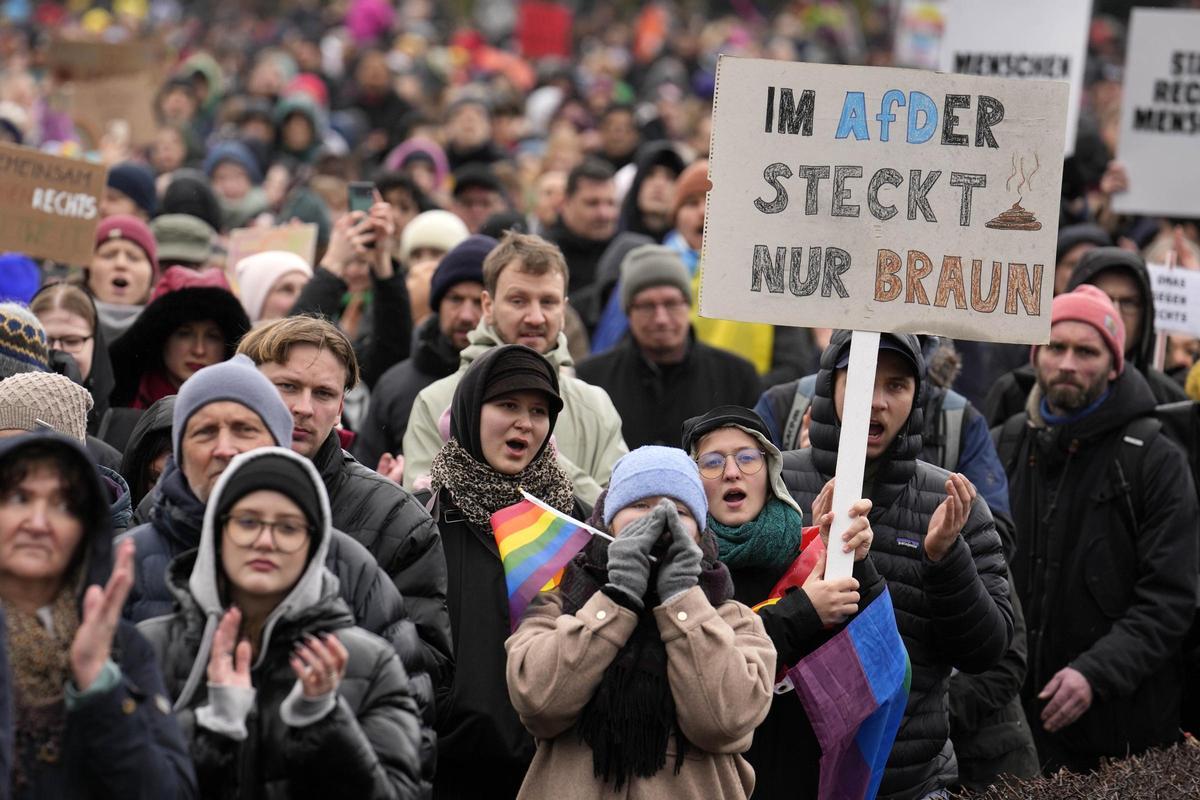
[696,448,766,479]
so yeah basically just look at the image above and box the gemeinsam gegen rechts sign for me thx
[700,58,1069,345]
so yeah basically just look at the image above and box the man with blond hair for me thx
[401,231,627,503]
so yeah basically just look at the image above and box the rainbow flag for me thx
[787,586,911,800]
[491,491,599,629]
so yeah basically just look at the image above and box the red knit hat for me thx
[94,214,159,277]
[1033,284,1126,375]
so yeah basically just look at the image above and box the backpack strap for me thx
[994,413,1030,477]
[782,374,819,451]
[1106,415,1163,533]
[935,390,968,471]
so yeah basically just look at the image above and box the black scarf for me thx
[557,492,734,789]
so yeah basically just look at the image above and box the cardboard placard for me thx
[0,142,107,265]
[48,37,168,79]
[226,224,319,274]
[1110,9,1200,218]
[1147,264,1200,337]
[62,69,162,150]
[939,0,1090,155]
[701,57,1067,345]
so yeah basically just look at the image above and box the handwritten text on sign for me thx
[1147,265,1200,338]
[0,142,107,265]
[700,58,1068,344]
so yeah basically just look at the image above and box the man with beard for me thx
[576,244,759,447]
[402,231,627,503]
[355,235,491,467]
[997,285,1198,774]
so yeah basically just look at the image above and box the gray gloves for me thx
[606,500,705,609]
[604,503,666,610]
[656,501,703,602]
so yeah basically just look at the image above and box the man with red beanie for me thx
[997,284,1198,774]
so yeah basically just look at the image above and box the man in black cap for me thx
[451,164,510,234]
[781,331,1013,800]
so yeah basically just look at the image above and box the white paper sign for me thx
[939,0,1090,155]
[701,57,1068,345]
[1110,9,1200,218]
[1147,264,1200,337]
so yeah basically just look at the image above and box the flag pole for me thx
[520,489,615,542]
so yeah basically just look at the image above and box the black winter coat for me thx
[312,432,453,692]
[575,335,761,449]
[142,557,422,799]
[354,315,460,468]
[1001,369,1198,769]
[424,488,589,798]
[781,331,1013,800]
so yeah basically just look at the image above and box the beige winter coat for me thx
[505,586,776,800]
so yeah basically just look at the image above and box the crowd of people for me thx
[0,1,1197,799]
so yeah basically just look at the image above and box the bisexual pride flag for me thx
[491,490,600,629]
[788,586,910,800]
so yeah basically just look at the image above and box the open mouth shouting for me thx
[722,487,747,509]
[867,419,886,448]
[504,437,530,459]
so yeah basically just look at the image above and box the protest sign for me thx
[63,69,162,150]
[701,57,1068,345]
[1147,264,1200,338]
[226,224,319,274]
[47,37,168,80]
[1110,9,1200,218]
[0,142,107,265]
[939,0,1089,155]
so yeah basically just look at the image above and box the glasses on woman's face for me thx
[696,448,765,479]
[222,514,310,553]
[48,335,92,354]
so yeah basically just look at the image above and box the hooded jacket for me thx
[354,314,460,468]
[681,412,887,800]
[120,396,175,510]
[1001,369,1198,768]
[0,435,196,800]
[780,332,1013,800]
[618,142,685,242]
[402,321,628,504]
[136,448,423,799]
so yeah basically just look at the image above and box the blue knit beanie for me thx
[202,141,264,185]
[429,234,495,311]
[602,445,707,529]
[172,354,293,461]
[107,162,158,217]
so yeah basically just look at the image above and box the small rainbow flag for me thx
[491,490,603,629]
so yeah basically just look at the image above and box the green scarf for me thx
[709,496,805,570]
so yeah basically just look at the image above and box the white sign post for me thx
[702,57,1068,579]
[939,0,1091,156]
[1110,9,1200,218]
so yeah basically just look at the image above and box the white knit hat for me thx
[234,251,313,323]
[0,371,92,443]
[399,210,469,264]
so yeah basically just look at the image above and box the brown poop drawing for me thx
[986,153,1042,231]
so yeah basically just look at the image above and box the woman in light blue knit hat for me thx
[505,446,776,800]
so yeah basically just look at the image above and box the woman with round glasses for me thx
[137,447,424,799]
[682,405,883,800]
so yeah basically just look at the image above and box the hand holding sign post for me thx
[701,58,1067,580]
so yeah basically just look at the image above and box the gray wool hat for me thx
[619,244,692,312]
[171,354,294,462]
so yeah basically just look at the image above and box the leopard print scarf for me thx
[429,437,575,529]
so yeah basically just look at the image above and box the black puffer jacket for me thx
[354,315,460,468]
[1002,369,1198,769]
[312,432,453,694]
[780,331,1013,800]
[137,448,423,799]
[120,459,439,792]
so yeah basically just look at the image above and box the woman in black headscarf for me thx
[420,344,586,799]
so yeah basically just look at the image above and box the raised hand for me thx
[812,478,874,561]
[802,549,861,626]
[924,473,976,562]
[376,452,405,485]
[207,607,252,690]
[291,632,349,698]
[605,503,669,609]
[70,538,136,691]
[655,500,703,601]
